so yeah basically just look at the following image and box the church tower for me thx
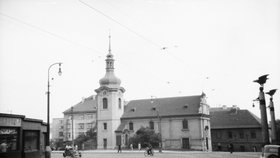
[95,35,125,149]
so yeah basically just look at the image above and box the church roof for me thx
[63,95,96,114]
[121,95,205,119]
[210,108,261,129]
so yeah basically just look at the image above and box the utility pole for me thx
[71,106,74,147]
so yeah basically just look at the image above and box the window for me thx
[103,123,107,130]
[182,119,188,129]
[129,122,133,131]
[78,123,84,129]
[149,121,154,130]
[24,130,39,151]
[228,131,233,139]
[251,131,256,139]
[239,132,244,139]
[118,98,122,109]
[103,98,108,109]
[79,115,84,120]
[86,114,93,119]
[0,127,19,152]
[59,132,63,137]
[86,123,92,129]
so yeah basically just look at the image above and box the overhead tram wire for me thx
[78,0,188,67]
[78,0,163,50]
[0,12,171,90]
[0,12,103,56]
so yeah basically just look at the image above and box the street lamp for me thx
[150,96,162,153]
[46,62,62,157]
[71,106,74,147]
[253,74,269,145]
[266,89,277,144]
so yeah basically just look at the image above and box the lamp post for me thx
[150,96,162,153]
[71,106,74,147]
[266,89,277,144]
[46,62,62,158]
[253,74,269,145]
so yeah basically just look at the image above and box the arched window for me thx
[149,121,154,130]
[129,122,133,131]
[182,119,188,129]
[103,98,108,109]
[118,98,122,109]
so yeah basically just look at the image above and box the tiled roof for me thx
[121,95,204,119]
[210,108,261,129]
[63,95,96,114]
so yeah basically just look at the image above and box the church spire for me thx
[108,32,111,54]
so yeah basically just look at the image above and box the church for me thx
[92,36,211,151]
[58,37,211,151]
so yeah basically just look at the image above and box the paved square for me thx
[52,150,261,158]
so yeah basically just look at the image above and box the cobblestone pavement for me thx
[52,150,261,158]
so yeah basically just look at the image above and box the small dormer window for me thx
[151,107,156,111]
[130,108,136,112]
[183,105,188,109]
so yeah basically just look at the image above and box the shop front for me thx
[0,113,47,158]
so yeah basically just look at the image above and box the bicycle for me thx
[144,149,154,157]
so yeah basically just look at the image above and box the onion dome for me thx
[99,35,121,87]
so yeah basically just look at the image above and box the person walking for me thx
[130,143,133,151]
[117,144,122,153]
[228,143,233,154]
[138,143,141,151]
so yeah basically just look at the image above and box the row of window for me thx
[215,131,257,139]
[101,119,189,131]
[102,98,122,109]
[227,131,257,139]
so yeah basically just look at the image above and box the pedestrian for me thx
[228,143,233,154]
[217,142,221,151]
[130,143,133,150]
[0,140,8,152]
[117,144,122,153]
[138,142,141,151]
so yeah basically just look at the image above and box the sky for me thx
[0,0,279,123]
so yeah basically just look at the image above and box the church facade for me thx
[93,37,212,151]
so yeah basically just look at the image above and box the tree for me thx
[129,127,160,148]
[74,126,97,149]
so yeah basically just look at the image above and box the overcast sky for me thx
[0,0,279,122]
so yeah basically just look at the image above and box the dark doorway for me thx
[103,138,107,149]
[116,135,121,146]
[182,138,190,149]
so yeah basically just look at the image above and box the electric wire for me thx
[0,12,103,56]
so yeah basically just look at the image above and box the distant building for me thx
[0,113,47,158]
[62,95,96,142]
[210,106,262,152]
[51,118,64,141]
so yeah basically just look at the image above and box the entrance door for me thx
[182,138,190,149]
[103,138,107,149]
[116,135,121,146]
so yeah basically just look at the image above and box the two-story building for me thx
[210,106,262,152]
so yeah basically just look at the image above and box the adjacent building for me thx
[0,113,47,158]
[62,95,96,142]
[51,118,64,142]
[210,106,262,152]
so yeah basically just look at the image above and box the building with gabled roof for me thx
[62,95,96,142]
[210,106,262,152]
[116,94,211,151]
